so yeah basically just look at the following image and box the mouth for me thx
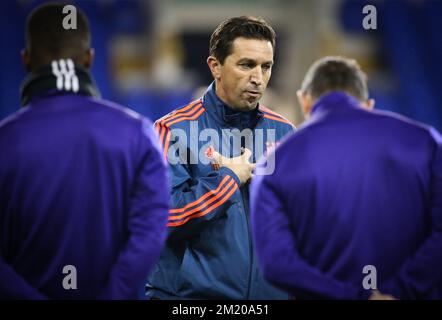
[244,90,261,99]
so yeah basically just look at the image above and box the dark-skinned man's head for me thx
[22,2,93,72]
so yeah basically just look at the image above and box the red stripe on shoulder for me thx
[260,106,293,126]
[263,114,293,125]
[158,100,202,126]
[259,105,281,116]
[166,107,206,126]
[153,100,205,160]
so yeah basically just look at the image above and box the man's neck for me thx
[214,84,257,113]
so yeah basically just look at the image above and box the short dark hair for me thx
[26,2,91,67]
[209,16,276,64]
[301,56,369,101]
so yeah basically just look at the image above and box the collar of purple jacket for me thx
[311,91,362,115]
[20,58,100,107]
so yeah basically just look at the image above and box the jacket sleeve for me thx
[282,122,296,137]
[167,163,240,239]
[99,118,170,299]
[250,155,371,300]
[380,128,442,299]
[155,121,241,240]
[0,257,48,299]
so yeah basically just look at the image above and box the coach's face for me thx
[208,37,274,111]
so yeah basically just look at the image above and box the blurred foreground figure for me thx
[0,3,169,299]
[251,56,442,300]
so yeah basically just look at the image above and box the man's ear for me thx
[83,48,94,69]
[207,56,221,80]
[21,49,32,72]
[361,98,375,110]
[297,90,313,119]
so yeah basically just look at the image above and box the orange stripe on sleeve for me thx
[154,122,161,135]
[167,182,239,227]
[162,128,172,159]
[154,122,169,157]
[170,175,232,214]
[169,178,235,221]
[158,124,167,146]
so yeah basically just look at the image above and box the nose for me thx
[250,66,263,86]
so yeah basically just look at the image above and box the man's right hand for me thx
[211,148,255,186]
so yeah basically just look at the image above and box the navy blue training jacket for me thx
[148,83,294,299]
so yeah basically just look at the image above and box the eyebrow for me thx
[237,58,274,65]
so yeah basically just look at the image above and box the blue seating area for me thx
[1,0,441,131]
[341,0,442,131]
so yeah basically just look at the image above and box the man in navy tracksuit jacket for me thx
[147,17,294,299]
[251,56,442,300]
[0,4,169,299]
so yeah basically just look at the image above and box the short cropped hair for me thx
[26,2,91,66]
[209,16,276,64]
[301,56,369,101]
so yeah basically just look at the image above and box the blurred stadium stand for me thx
[341,0,442,131]
[0,0,441,131]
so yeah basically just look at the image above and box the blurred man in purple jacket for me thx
[250,56,442,300]
[0,3,169,299]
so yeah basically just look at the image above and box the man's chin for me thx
[239,100,259,111]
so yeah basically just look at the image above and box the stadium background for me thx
[0,0,441,132]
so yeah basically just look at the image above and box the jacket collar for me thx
[20,59,100,106]
[202,81,263,129]
[311,91,361,115]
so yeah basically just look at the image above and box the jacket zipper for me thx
[241,186,253,299]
